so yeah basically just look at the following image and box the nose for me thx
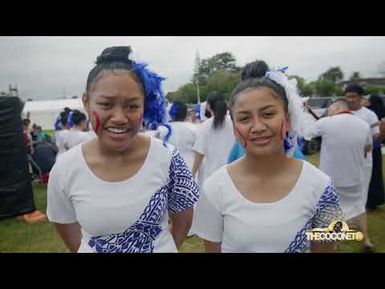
[249,116,267,134]
[110,106,128,124]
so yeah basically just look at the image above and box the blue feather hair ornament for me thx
[131,62,171,146]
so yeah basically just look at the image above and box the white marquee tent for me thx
[22,98,86,130]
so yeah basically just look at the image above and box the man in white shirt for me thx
[345,84,384,251]
[307,99,372,251]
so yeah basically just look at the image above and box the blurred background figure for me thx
[63,109,94,150]
[307,99,373,251]
[363,94,385,210]
[22,118,33,155]
[54,107,71,160]
[159,100,197,171]
[192,92,235,189]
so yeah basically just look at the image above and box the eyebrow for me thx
[236,105,276,114]
[98,95,142,102]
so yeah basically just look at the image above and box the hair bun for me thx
[96,46,133,65]
[241,60,269,81]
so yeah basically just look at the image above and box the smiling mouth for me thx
[249,136,272,145]
[105,127,131,134]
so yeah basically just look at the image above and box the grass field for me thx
[1,153,385,253]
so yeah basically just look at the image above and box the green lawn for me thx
[1,153,385,253]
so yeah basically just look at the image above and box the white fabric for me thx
[265,70,310,141]
[158,121,197,171]
[352,106,380,137]
[193,115,235,188]
[307,113,372,187]
[63,129,94,150]
[55,129,70,160]
[143,129,160,138]
[192,161,342,252]
[351,106,377,200]
[361,165,372,208]
[336,184,364,220]
[47,137,200,253]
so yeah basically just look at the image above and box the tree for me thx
[302,82,315,97]
[167,83,198,104]
[192,50,203,85]
[205,69,240,101]
[320,66,344,83]
[349,71,361,82]
[315,79,337,97]
[193,52,240,83]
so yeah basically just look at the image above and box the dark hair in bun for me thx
[86,46,137,92]
[96,46,133,65]
[241,60,269,80]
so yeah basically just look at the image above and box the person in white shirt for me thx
[158,101,197,172]
[306,99,372,251]
[63,109,94,150]
[345,84,384,251]
[54,108,71,160]
[192,66,343,253]
[192,92,235,189]
[47,46,200,253]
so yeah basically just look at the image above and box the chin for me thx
[247,145,282,157]
[102,137,136,152]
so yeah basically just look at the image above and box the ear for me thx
[285,113,292,132]
[233,124,241,141]
[82,92,90,115]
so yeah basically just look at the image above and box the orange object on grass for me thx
[18,210,47,223]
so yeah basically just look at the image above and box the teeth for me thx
[106,127,128,134]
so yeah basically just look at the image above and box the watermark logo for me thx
[306,220,363,242]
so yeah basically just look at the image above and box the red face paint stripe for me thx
[279,120,285,140]
[93,111,100,132]
[235,126,247,148]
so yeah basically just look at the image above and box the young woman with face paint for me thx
[227,61,306,164]
[46,46,200,253]
[192,66,343,253]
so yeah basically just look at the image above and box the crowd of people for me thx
[24,45,384,253]
[22,108,96,184]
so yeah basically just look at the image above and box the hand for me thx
[380,118,385,138]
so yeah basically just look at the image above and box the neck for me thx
[336,109,352,115]
[73,125,84,131]
[351,104,363,112]
[96,134,141,160]
[242,151,290,176]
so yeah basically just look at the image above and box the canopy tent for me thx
[22,98,85,130]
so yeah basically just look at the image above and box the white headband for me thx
[265,68,310,157]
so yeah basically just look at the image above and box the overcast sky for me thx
[1,36,385,101]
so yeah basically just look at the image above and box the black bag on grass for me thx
[0,96,35,219]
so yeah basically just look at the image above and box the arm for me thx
[305,118,324,140]
[310,241,336,253]
[169,207,193,249]
[203,240,221,253]
[53,222,82,253]
[364,144,372,158]
[373,118,385,141]
[305,104,320,120]
[192,152,204,178]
